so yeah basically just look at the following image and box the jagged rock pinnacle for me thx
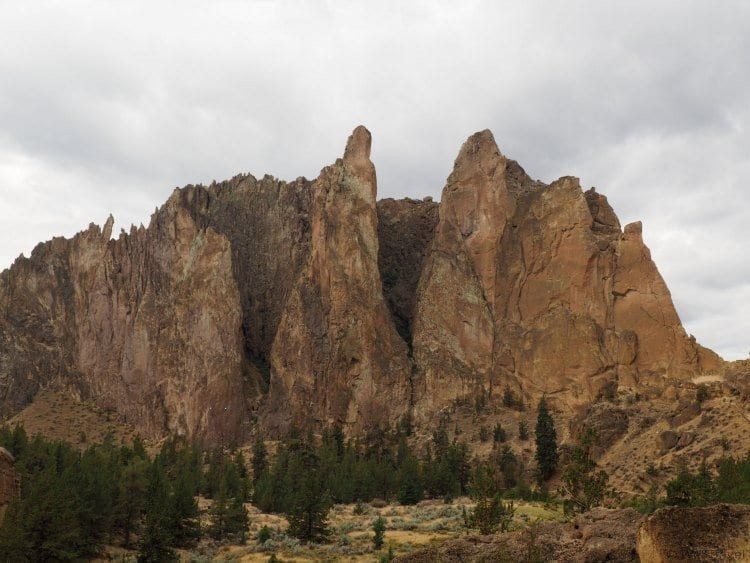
[344,125,372,163]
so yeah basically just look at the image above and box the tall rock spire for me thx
[264,126,411,435]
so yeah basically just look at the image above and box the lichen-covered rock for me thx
[636,504,750,562]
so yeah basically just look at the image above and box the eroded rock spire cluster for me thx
[0,126,719,441]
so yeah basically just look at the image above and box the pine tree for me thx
[116,459,148,548]
[493,423,507,443]
[372,515,386,549]
[170,469,201,546]
[282,437,331,543]
[285,464,331,542]
[468,464,515,534]
[137,515,178,563]
[234,450,251,501]
[559,428,612,514]
[535,398,558,482]
[518,420,529,441]
[252,437,268,483]
[210,461,249,542]
[138,461,177,562]
[497,445,520,489]
[397,455,424,505]
[133,435,148,460]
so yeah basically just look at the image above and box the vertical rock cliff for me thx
[411,130,719,420]
[0,193,250,443]
[0,125,721,441]
[264,127,412,434]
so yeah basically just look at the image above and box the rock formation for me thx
[0,126,721,442]
[264,127,412,433]
[636,504,750,562]
[411,130,719,420]
[0,193,250,443]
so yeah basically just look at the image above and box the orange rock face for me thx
[412,130,718,418]
[0,192,250,443]
[265,127,412,434]
[0,126,720,441]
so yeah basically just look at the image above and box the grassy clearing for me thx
[179,497,563,562]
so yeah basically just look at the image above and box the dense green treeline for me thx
[663,453,750,508]
[250,421,541,541]
[0,417,539,556]
[252,424,475,513]
[9,399,749,560]
[0,425,248,562]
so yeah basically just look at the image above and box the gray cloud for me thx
[1,1,748,359]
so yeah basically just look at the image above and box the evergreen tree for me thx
[535,398,558,482]
[372,515,386,550]
[234,450,251,501]
[137,515,178,563]
[503,386,517,408]
[493,423,506,443]
[497,445,521,489]
[115,458,148,548]
[257,525,272,544]
[170,469,201,546]
[559,428,612,514]
[468,464,515,534]
[283,437,331,543]
[138,460,177,561]
[210,461,249,542]
[285,470,331,542]
[397,455,424,505]
[132,435,148,460]
[252,437,268,483]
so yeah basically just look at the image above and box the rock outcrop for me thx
[636,504,750,562]
[0,126,721,442]
[264,127,412,433]
[0,193,251,443]
[411,130,718,420]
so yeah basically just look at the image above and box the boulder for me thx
[636,504,750,562]
[658,431,680,451]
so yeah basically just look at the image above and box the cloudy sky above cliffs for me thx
[1,1,748,359]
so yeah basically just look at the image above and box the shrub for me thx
[257,525,272,544]
[372,516,386,549]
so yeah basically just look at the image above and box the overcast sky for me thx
[1,1,748,360]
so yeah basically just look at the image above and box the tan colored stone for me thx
[0,125,722,443]
[264,126,412,435]
[636,504,750,562]
[411,129,717,421]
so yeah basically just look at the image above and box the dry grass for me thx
[8,389,141,450]
[182,498,563,562]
